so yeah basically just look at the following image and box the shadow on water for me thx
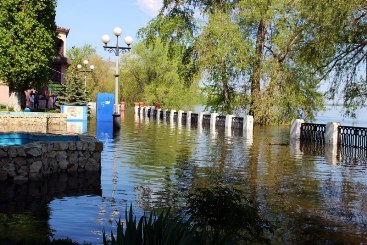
[0,172,101,244]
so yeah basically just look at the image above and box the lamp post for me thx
[77,59,94,93]
[102,27,133,130]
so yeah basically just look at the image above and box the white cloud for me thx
[136,0,162,17]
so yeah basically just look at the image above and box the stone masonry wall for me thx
[0,113,67,133]
[0,135,103,182]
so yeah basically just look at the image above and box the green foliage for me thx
[66,45,115,102]
[0,104,13,111]
[139,0,367,123]
[103,205,195,245]
[56,74,88,106]
[104,186,273,245]
[0,0,57,91]
[299,0,367,117]
[195,12,250,114]
[121,40,201,109]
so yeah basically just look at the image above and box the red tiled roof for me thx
[56,27,70,37]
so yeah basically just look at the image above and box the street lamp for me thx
[77,59,94,92]
[102,27,133,130]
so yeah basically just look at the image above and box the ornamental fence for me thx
[300,123,326,143]
[296,121,367,149]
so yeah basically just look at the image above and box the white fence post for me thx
[170,109,176,123]
[225,115,234,130]
[325,122,340,145]
[186,111,192,128]
[210,113,218,128]
[156,109,161,120]
[134,105,139,115]
[290,119,304,140]
[178,110,183,126]
[243,115,254,134]
[139,105,144,117]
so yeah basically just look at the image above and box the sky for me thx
[55,0,163,58]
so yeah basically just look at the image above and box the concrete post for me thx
[170,110,176,124]
[210,113,218,128]
[325,122,340,145]
[156,109,161,121]
[139,105,144,117]
[290,119,305,140]
[163,109,167,120]
[243,115,254,134]
[134,105,139,115]
[225,115,234,130]
[325,122,340,164]
[225,115,234,137]
[186,111,192,128]
[178,110,183,126]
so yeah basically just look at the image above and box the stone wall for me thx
[0,135,103,182]
[0,113,67,133]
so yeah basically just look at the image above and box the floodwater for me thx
[0,107,366,244]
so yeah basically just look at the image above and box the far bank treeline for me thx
[0,0,366,125]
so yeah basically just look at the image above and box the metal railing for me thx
[216,115,226,127]
[182,112,187,125]
[202,114,211,125]
[338,126,367,149]
[232,117,244,130]
[300,123,326,143]
[191,113,198,125]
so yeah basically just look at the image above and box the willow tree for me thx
[237,0,325,124]
[140,0,326,124]
[0,0,57,109]
[300,0,367,117]
[120,39,201,109]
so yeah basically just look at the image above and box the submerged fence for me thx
[135,106,254,134]
[292,119,367,149]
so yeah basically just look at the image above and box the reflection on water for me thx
[66,121,88,134]
[0,172,101,243]
[0,108,366,244]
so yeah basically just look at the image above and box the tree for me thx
[195,11,249,114]
[299,0,367,117]
[120,39,201,109]
[0,0,57,101]
[56,74,88,106]
[66,45,115,102]
[140,0,325,124]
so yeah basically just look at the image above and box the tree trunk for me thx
[249,18,267,118]
[222,64,231,114]
[8,91,25,112]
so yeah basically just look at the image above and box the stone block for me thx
[8,147,17,158]
[26,147,42,157]
[30,161,43,174]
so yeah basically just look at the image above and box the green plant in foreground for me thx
[103,205,195,245]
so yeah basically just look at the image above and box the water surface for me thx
[0,107,366,244]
